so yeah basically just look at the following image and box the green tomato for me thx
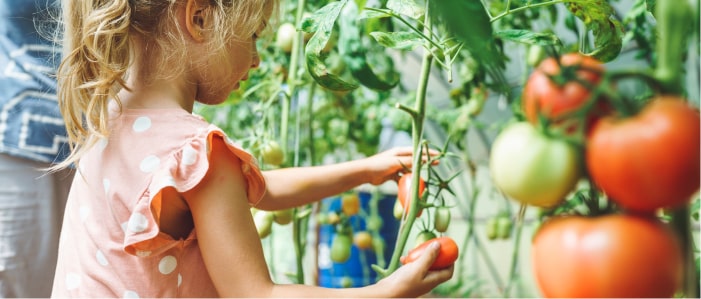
[393,199,404,220]
[330,233,352,263]
[261,140,285,166]
[273,208,294,225]
[485,217,499,240]
[252,209,274,239]
[415,230,437,247]
[275,23,296,53]
[496,216,513,239]
[489,122,582,208]
[434,206,451,233]
[365,215,383,231]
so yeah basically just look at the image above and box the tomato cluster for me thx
[489,52,699,298]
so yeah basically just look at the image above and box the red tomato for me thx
[586,97,700,212]
[532,214,684,298]
[522,53,608,133]
[401,236,458,270]
[397,172,426,217]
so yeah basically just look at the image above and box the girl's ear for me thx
[184,0,206,42]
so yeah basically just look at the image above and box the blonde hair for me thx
[53,0,277,171]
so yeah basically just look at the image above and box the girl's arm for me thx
[256,146,435,211]
[183,137,452,297]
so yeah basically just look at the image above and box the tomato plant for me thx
[401,236,459,270]
[397,172,427,216]
[532,214,684,298]
[586,97,700,212]
[489,122,582,207]
[522,53,607,132]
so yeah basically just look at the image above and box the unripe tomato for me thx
[434,206,451,233]
[365,215,383,231]
[490,122,582,207]
[261,140,284,166]
[496,216,512,239]
[586,97,700,212]
[273,208,294,225]
[397,172,427,217]
[402,236,459,270]
[532,214,684,298]
[353,231,373,250]
[275,22,296,53]
[393,199,403,220]
[485,217,498,240]
[330,233,352,263]
[339,276,353,288]
[252,209,274,239]
[415,230,437,247]
[341,193,360,216]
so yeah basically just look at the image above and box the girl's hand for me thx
[375,241,455,297]
[363,146,440,186]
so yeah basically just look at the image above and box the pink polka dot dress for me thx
[51,106,266,297]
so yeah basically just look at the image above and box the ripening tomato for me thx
[586,97,700,212]
[490,122,582,207]
[532,214,684,298]
[401,236,459,270]
[353,231,373,250]
[341,193,360,216]
[522,53,607,132]
[397,172,427,217]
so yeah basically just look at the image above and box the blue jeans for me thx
[0,154,72,297]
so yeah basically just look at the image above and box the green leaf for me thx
[566,0,625,62]
[358,8,391,20]
[369,31,422,50]
[387,0,424,20]
[494,29,563,47]
[429,1,509,94]
[305,0,359,91]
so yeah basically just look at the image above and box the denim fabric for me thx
[0,0,68,164]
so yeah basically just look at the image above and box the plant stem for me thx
[490,0,567,23]
[503,204,527,297]
[387,3,434,274]
[289,0,307,284]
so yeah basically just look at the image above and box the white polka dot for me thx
[178,274,182,287]
[66,272,81,290]
[158,255,177,275]
[318,243,332,269]
[136,250,151,257]
[79,206,90,223]
[132,117,152,132]
[96,250,109,266]
[103,179,111,194]
[127,212,149,233]
[181,145,198,166]
[123,290,140,298]
[139,155,160,173]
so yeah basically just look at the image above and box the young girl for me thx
[51,0,454,297]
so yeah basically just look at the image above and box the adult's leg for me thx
[0,154,73,297]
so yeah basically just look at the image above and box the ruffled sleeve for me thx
[123,125,266,256]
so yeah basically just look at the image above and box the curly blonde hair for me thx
[53,0,277,171]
